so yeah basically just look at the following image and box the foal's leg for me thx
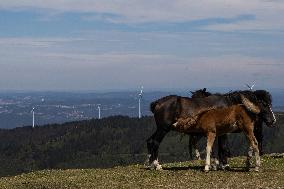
[205,132,216,172]
[252,136,260,172]
[146,128,169,170]
[246,146,253,171]
[244,129,260,172]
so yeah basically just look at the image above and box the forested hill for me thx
[0,114,283,177]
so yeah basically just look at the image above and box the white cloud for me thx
[0,37,83,47]
[0,30,283,90]
[0,38,283,90]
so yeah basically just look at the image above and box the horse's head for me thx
[191,88,212,98]
[253,90,276,127]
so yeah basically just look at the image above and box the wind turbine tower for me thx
[31,107,35,128]
[97,104,101,119]
[138,86,143,119]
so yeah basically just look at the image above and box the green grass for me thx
[0,156,283,189]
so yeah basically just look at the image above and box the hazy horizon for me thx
[1,86,284,94]
[0,88,283,129]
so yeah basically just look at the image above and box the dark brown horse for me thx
[189,88,266,166]
[147,90,276,170]
[174,95,262,172]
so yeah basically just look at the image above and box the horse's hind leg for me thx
[146,128,168,170]
[188,135,194,160]
[146,131,157,167]
[218,134,231,170]
[254,119,263,155]
[189,135,202,160]
[205,132,216,172]
[211,139,219,171]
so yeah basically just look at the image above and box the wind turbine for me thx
[97,104,101,119]
[245,83,255,91]
[31,107,35,128]
[138,86,143,119]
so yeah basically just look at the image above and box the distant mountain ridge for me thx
[0,90,284,128]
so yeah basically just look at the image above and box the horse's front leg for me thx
[205,132,216,172]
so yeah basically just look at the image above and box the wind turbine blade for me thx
[245,83,255,90]
[140,86,143,95]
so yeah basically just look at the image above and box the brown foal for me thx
[174,96,261,172]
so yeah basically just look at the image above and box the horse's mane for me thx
[254,90,272,104]
[150,89,272,113]
[223,90,256,104]
[150,95,178,113]
[223,90,272,105]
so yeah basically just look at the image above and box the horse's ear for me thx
[203,88,206,92]
[241,95,260,114]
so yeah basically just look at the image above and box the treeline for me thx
[0,114,283,177]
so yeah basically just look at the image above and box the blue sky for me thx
[0,1,284,91]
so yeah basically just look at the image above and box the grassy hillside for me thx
[0,113,283,177]
[0,156,283,189]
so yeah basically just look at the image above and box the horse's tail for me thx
[150,101,158,113]
[150,95,178,114]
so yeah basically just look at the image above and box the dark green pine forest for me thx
[0,113,283,177]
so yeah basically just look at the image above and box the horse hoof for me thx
[204,165,210,173]
[151,164,163,170]
[144,155,151,166]
[144,161,150,168]
[156,164,163,170]
[219,164,230,171]
[151,160,163,170]
[211,165,217,171]
[196,156,201,160]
